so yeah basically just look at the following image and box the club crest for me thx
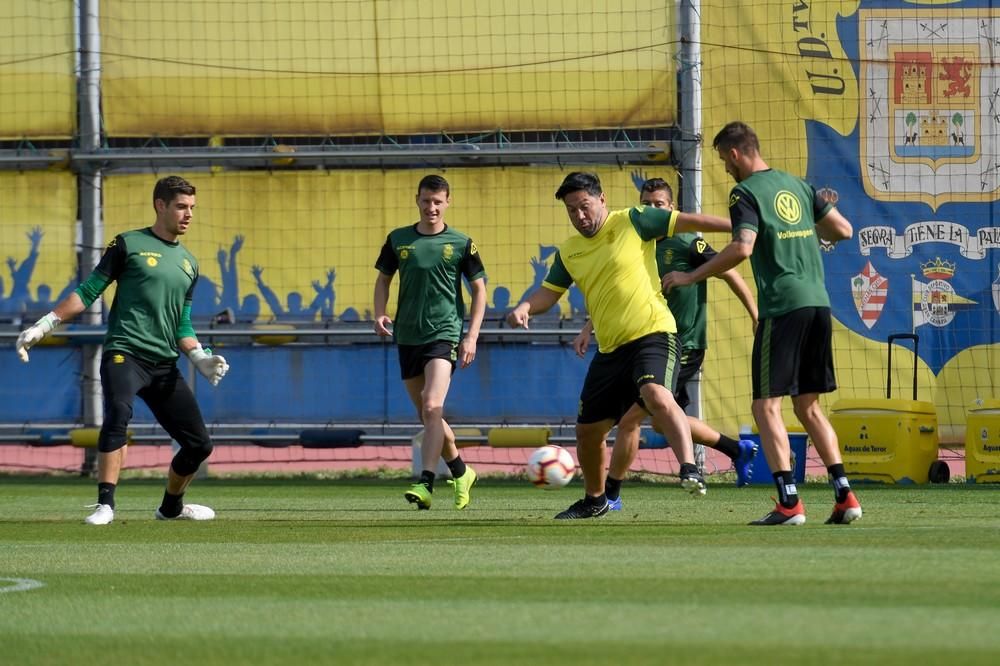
[912,257,976,328]
[851,261,888,330]
[859,9,998,210]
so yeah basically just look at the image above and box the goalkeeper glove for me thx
[186,344,230,386]
[16,312,61,363]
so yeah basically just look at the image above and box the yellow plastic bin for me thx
[830,398,945,484]
[965,399,1000,484]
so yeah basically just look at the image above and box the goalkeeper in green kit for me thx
[15,176,229,525]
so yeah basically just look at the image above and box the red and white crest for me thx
[851,261,888,330]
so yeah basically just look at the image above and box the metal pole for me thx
[678,0,706,473]
[78,0,104,476]
[678,0,703,215]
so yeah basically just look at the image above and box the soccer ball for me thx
[526,445,576,489]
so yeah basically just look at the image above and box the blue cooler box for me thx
[740,428,808,484]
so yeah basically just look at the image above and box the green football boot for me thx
[450,466,477,510]
[404,482,432,510]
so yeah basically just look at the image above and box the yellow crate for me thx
[965,399,1000,484]
[830,398,941,484]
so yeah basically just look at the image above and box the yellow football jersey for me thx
[544,207,679,353]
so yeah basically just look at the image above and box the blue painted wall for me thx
[1,342,590,425]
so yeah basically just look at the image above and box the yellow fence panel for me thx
[100,0,675,136]
[0,1,75,139]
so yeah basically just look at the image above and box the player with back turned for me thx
[662,121,862,526]
[16,175,229,525]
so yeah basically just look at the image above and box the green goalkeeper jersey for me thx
[375,223,486,345]
[75,228,199,362]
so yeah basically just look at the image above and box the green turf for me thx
[2,477,998,665]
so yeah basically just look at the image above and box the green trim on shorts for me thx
[663,335,678,392]
[758,319,772,398]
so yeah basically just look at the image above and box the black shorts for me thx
[98,351,210,453]
[674,348,706,411]
[752,306,836,400]
[397,340,458,380]
[578,332,681,425]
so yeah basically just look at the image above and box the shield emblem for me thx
[851,261,888,330]
[859,9,999,210]
[912,257,977,328]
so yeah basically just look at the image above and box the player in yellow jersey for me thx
[507,172,731,519]
[574,178,759,512]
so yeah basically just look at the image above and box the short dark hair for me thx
[153,176,195,206]
[555,172,602,200]
[712,121,760,155]
[640,178,674,203]
[417,174,450,196]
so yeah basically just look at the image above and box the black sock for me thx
[584,493,607,506]
[713,434,740,460]
[419,470,435,491]
[827,463,851,503]
[445,456,467,479]
[773,471,799,508]
[605,476,623,501]
[97,482,116,509]
[679,462,699,477]
[159,491,184,518]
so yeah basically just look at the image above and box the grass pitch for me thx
[2,476,999,665]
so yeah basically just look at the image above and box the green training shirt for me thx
[75,228,199,362]
[728,169,832,318]
[656,233,715,352]
[375,223,486,346]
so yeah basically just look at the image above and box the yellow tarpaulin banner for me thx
[100,0,675,136]
[0,2,75,139]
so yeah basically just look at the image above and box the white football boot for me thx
[84,503,114,525]
[154,504,215,521]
